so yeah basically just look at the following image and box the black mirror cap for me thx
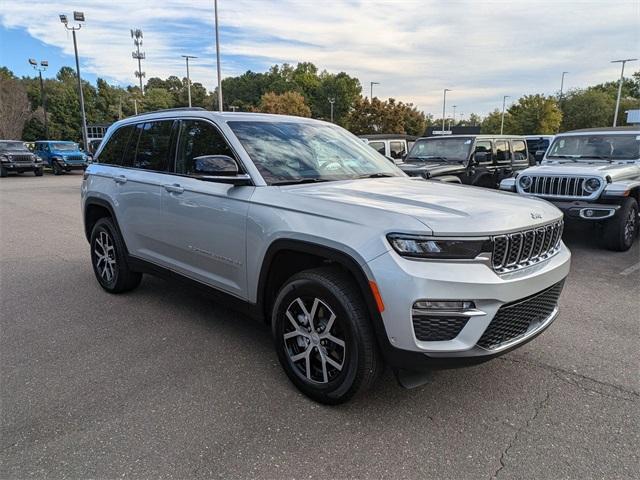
[194,155,239,176]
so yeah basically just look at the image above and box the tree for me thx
[480,109,512,134]
[346,97,406,134]
[141,88,175,112]
[0,73,32,138]
[561,89,615,130]
[255,91,311,117]
[508,94,562,134]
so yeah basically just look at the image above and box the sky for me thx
[1,0,638,117]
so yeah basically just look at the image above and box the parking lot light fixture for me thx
[181,55,197,107]
[28,58,49,138]
[442,89,451,133]
[328,97,335,123]
[500,95,510,135]
[370,81,379,100]
[214,0,223,112]
[611,58,637,127]
[60,11,88,150]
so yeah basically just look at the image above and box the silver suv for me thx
[82,108,571,404]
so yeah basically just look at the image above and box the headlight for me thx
[0,155,8,163]
[519,175,532,190]
[583,177,601,193]
[387,234,491,259]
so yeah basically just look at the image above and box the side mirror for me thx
[193,155,252,185]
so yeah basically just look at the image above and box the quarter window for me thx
[97,125,134,166]
[511,140,527,161]
[134,121,173,171]
[175,120,236,175]
[368,141,386,155]
[495,140,510,162]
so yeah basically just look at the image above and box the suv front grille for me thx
[521,175,590,198]
[492,220,563,273]
[412,315,468,341]
[65,155,85,162]
[12,154,34,163]
[477,280,564,350]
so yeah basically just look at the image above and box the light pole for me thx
[452,104,457,127]
[500,95,510,135]
[214,0,223,112]
[370,81,379,100]
[60,12,88,150]
[28,58,49,138]
[442,89,451,133]
[611,58,637,127]
[559,71,569,104]
[328,97,335,122]
[131,29,146,95]
[181,55,197,107]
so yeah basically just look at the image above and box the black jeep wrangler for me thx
[400,135,532,189]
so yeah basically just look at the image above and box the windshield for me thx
[547,134,640,161]
[406,137,473,162]
[52,142,80,151]
[227,121,403,185]
[0,141,29,152]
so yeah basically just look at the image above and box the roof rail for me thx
[127,107,207,118]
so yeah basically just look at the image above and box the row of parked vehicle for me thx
[0,140,90,177]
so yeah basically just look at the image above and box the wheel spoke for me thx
[320,353,328,383]
[290,350,308,363]
[305,349,312,380]
[286,310,300,330]
[323,334,345,348]
[324,312,336,333]
[308,298,319,331]
[284,330,304,340]
[325,355,343,371]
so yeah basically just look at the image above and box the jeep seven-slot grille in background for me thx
[522,176,590,198]
[477,280,564,350]
[492,220,563,273]
[12,154,34,163]
[412,315,469,341]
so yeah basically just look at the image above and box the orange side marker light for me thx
[369,280,385,313]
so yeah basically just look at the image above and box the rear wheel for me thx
[604,197,638,251]
[272,267,383,404]
[34,167,43,176]
[90,217,142,293]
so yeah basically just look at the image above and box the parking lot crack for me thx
[492,390,551,479]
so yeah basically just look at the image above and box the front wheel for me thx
[90,217,142,293]
[52,162,63,175]
[604,198,638,251]
[34,167,43,177]
[272,267,383,404]
[0,167,7,178]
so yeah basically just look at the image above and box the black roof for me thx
[565,127,639,133]
[358,134,418,141]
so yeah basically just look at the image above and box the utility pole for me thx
[370,81,379,100]
[131,29,146,95]
[611,58,637,127]
[60,12,88,150]
[28,58,49,138]
[452,105,457,127]
[181,55,197,107]
[500,95,510,135]
[559,71,568,104]
[214,0,223,112]
[328,97,335,122]
[442,89,451,133]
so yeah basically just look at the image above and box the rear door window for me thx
[495,140,510,163]
[97,125,134,166]
[511,140,528,161]
[389,141,406,159]
[175,120,237,175]
[134,121,173,171]
[368,141,386,155]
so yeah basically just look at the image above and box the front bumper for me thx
[2,161,42,170]
[367,243,571,369]
[549,200,620,221]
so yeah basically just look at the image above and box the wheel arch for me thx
[83,197,123,244]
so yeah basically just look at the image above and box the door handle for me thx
[113,175,127,184]
[163,183,184,194]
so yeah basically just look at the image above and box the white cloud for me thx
[2,0,638,115]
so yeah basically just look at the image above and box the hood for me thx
[281,177,561,236]
[399,162,465,178]
[528,161,640,182]
[0,149,34,156]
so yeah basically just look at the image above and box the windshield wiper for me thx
[407,155,448,161]
[357,173,396,179]
[271,178,331,186]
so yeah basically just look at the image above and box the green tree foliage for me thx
[345,97,427,135]
[255,91,312,117]
[480,110,511,134]
[508,94,562,134]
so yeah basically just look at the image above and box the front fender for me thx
[500,177,517,192]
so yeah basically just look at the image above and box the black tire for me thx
[0,167,7,178]
[52,162,62,175]
[272,266,383,404]
[90,217,142,293]
[604,197,638,251]
[34,167,43,177]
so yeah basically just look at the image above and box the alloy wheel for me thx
[283,297,346,384]
[624,208,637,244]
[94,231,117,283]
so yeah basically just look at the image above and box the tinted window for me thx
[389,141,406,159]
[97,125,133,165]
[134,121,173,171]
[175,120,236,175]
[495,140,510,162]
[368,141,386,155]
[511,140,527,161]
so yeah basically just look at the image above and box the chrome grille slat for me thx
[491,221,563,273]
[519,175,595,199]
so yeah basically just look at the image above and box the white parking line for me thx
[620,262,640,276]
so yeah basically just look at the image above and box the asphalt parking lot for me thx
[1,173,638,479]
